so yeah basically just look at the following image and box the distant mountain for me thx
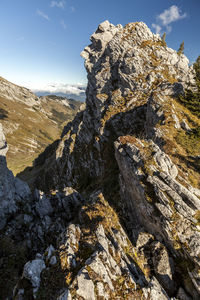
[0,77,81,174]
[35,91,85,102]
[33,83,86,102]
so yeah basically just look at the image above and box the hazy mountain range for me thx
[32,82,86,101]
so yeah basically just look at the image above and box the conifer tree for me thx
[161,32,166,47]
[194,55,200,82]
[179,55,200,118]
[177,41,184,55]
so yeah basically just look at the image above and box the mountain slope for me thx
[1,21,200,299]
[23,20,199,298]
[0,77,81,174]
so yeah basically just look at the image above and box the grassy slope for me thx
[0,95,81,175]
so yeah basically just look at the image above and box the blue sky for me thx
[0,0,199,93]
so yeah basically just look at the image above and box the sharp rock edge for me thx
[1,21,200,300]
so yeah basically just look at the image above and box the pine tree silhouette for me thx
[161,32,166,47]
[177,41,184,55]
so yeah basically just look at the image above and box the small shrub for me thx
[194,210,200,225]
[177,41,184,55]
[161,32,167,47]
[175,126,200,156]
[178,55,200,117]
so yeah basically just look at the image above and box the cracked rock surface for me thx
[1,20,200,299]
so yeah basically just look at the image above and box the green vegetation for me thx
[175,127,200,156]
[0,94,81,175]
[194,55,200,81]
[179,89,200,117]
[194,210,200,226]
[179,55,200,118]
[177,41,184,55]
[161,32,167,47]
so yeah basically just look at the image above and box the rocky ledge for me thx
[1,21,200,299]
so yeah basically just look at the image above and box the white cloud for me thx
[158,5,187,26]
[152,5,187,35]
[166,25,172,34]
[71,6,75,12]
[61,20,67,29]
[32,82,86,96]
[152,23,162,35]
[50,1,66,9]
[37,9,50,21]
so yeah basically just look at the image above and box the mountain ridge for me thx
[1,20,200,299]
[0,76,81,174]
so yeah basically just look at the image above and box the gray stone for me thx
[14,288,25,300]
[22,258,45,294]
[150,241,175,294]
[153,145,178,178]
[96,282,108,298]
[0,124,30,228]
[95,224,109,252]
[0,123,8,156]
[23,214,33,224]
[88,254,114,290]
[76,270,95,300]
[57,290,71,300]
[172,113,181,129]
[136,232,154,250]
[35,253,43,259]
[143,277,170,300]
[49,256,57,266]
[35,192,53,218]
[159,172,200,210]
[46,244,55,260]
[181,119,191,131]
[98,20,110,32]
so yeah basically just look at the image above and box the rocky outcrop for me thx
[1,20,200,299]
[0,76,39,106]
[27,20,199,298]
[115,138,200,298]
[30,21,196,191]
[14,192,171,300]
[0,124,30,229]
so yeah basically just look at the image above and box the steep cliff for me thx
[1,21,200,299]
[29,21,197,192]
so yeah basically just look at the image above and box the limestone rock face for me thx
[30,21,196,192]
[0,76,38,106]
[1,21,200,299]
[14,192,170,300]
[22,258,46,296]
[0,124,30,229]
